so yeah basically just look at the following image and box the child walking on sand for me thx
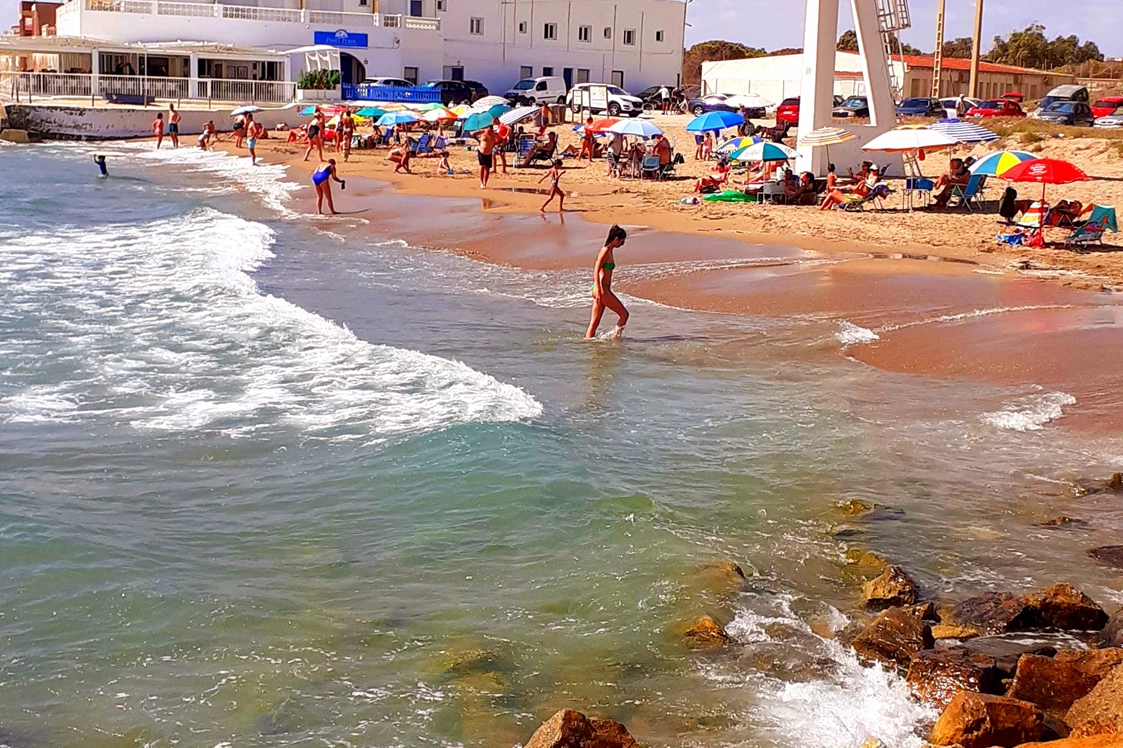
[538,159,565,212]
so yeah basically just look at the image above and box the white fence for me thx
[1,71,296,104]
[60,0,440,30]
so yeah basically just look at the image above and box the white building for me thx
[48,0,686,96]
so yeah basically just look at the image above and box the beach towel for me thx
[704,190,753,203]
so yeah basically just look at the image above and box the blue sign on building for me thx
[313,29,369,48]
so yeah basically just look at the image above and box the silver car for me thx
[1094,107,1123,129]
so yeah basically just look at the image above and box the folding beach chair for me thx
[840,183,891,212]
[410,133,431,155]
[1063,205,1116,250]
[659,151,685,180]
[515,136,535,164]
[640,154,661,180]
[951,174,985,212]
[996,201,1046,247]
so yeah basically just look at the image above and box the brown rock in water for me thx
[679,615,729,648]
[837,498,876,516]
[1088,546,1123,571]
[960,635,1062,680]
[1007,650,1123,714]
[942,592,1038,635]
[932,622,985,640]
[1015,737,1123,747]
[1023,584,1109,631]
[524,709,638,748]
[929,692,1044,747]
[912,601,939,621]
[1076,473,1123,496]
[1096,609,1123,649]
[1066,664,1123,737]
[850,606,934,669]
[906,647,1003,708]
[696,560,748,595]
[863,566,920,610]
[1040,516,1087,528]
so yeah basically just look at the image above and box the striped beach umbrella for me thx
[716,135,763,154]
[606,119,664,138]
[927,118,999,144]
[498,105,540,126]
[731,141,797,162]
[422,107,458,122]
[969,150,1038,177]
[376,111,419,127]
[798,126,855,147]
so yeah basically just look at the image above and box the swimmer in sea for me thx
[93,154,109,177]
[585,224,629,340]
[311,158,345,215]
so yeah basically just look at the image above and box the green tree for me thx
[683,40,766,86]
[838,29,922,55]
[942,37,974,59]
[985,24,1103,69]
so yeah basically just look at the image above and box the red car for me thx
[776,96,800,125]
[1092,96,1123,119]
[966,99,1026,119]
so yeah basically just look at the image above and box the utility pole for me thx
[968,0,984,98]
[930,0,945,98]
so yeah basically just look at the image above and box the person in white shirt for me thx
[659,86,671,114]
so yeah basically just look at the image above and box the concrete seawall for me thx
[4,104,307,140]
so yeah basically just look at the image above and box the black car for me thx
[832,96,869,118]
[1035,100,1096,127]
[423,80,476,106]
[462,80,489,102]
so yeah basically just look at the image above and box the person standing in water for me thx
[311,158,345,215]
[167,103,181,148]
[152,112,165,149]
[538,158,565,212]
[246,115,264,166]
[303,110,325,162]
[586,225,629,339]
[477,125,496,188]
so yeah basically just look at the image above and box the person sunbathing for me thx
[788,172,819,205]
[931,157,970,208]
[694,159,733,193]
[821,164,880,210]
[522,131,558,167]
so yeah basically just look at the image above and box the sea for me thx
[1,141,1121,748]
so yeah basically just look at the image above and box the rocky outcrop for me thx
[906,647,1003,708]
[1007,650,1123,714]
[1088,546,1123,571]
[1096,609,1123,649]
[1014,737,1123,748]
[929,692,1044,748]
[1023,584,1109,631]
[941,592,1038,635]
[932,622,985,640]
[678,615,729,648]
[863,566,920,610]
[1076,473,1123,495]
[1066,664,1123,737]
[1039,516,1087,528]
[850,607,933,669]
[696,561,748,595]
[524,709,638,748]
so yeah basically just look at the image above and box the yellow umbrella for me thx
[451,104,472,116]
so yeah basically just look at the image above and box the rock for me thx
[1040,516,1087,528]
[932,622,984,640]
[960,635,1062,679]
[678,615,729,648]
[1023,584,1109,631]
[1088,546,1123,571]
[696,561,748,595]
[1007,650,1123,714]
[863,566,920,610]
[942,592,1038,635]
[912,601,939,621]
[1066,664,1123,737]
[1015,738,1123,748]
[1096,609,1123,648]
[524,709,639,748]
[1077,473,1123,495]
[850,606,934,669]
[929,692,1044,748]
[906,647,1004,708]
[837,498,875,516]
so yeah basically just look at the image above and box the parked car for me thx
[636,84,676,104]
[1091,95,1123,119]
[939,96,983,117]
[1094,107,1123,129]
[566,83,644,117]
[1034,100,1096,127]
[362,77,415,88]
[505,75,567,105]
[423,80,476,105]
[832,96,869,118]
[462,80,489,101]
[966,99,1026,119]
[689,93,738,116]
[776,96,800,125]
[1033,84,1089,117]
[896,97,944,117]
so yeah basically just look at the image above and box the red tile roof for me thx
[895,54,1059,76]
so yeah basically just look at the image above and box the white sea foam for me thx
[836,321,880,346]
[983,391,1076,432]
[0,207,541,440]
[878,305,1076,334]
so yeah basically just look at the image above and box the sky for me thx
[684,0,1123,59]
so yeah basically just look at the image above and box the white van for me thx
[505,76,567,106]
[566,83,644,117]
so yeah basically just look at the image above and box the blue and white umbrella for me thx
[605,119,664,138]
[730,141,797,162]
[499,105,539,126]
[377,111,419,127]
[927,118,999,144]
[686,110,745,132]
[231,105,261,116]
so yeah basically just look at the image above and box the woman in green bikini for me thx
[586,225,629,339]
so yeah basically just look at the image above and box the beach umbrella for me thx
[1001,157,1090,205]
[716,135,763,154]
[585,117,621,133]
[862,127,957,153]
[730,141,797,162]
[724,93,773,110]
[969,150,1038,177]
[417,102,449,111]
[472,95,511,109]
[461,111,496,132]
[686,110,745,133]
[798,126,855,147]
[299,105,317,116]
[377,111,418,127]
[927,118,999,144]
[498,105,539,126]
[355,106,387,118]
[451,103,473,116]
[606,119,664,138]
[231,105,260,116]
[422,107,457,122]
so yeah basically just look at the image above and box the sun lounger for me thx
[840,183,891,212]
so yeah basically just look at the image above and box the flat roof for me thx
[0,35,288,59]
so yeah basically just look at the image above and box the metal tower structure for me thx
[875,0,911,103]
[930,0,946,98]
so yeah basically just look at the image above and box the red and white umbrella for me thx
[1001,157,1089,203]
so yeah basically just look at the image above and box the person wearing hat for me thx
[820,162,881,210]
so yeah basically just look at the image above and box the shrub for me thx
[298,69,341,90]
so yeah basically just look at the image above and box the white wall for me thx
[701,52,903,104]
[5,101,306,138]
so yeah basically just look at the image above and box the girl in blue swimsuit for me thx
[311,158,345,215]
[586,225,629,339]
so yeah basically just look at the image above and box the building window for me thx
[518,21,527,34]
[409,0,422,17]
[576,68,590,84]
[403,66,418,84]
[611,70,624,87]
[359,0,367,6]
[436,0,445,9]
[469,17,483,35]
[542,66,553,76]
[622,29,636,45]
[543,22,557,40]
[520,65,533,79]
[578,25,591,43]
[604,26,612,39]
[655,30,664,42]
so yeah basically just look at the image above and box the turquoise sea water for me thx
[2,142,1121,748]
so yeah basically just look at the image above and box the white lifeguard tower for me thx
[796,0,911,175]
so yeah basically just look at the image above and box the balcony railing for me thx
[0,70,296,104]
[340,83,442,103]
[197,78,295,104]
[62,0,440,30]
